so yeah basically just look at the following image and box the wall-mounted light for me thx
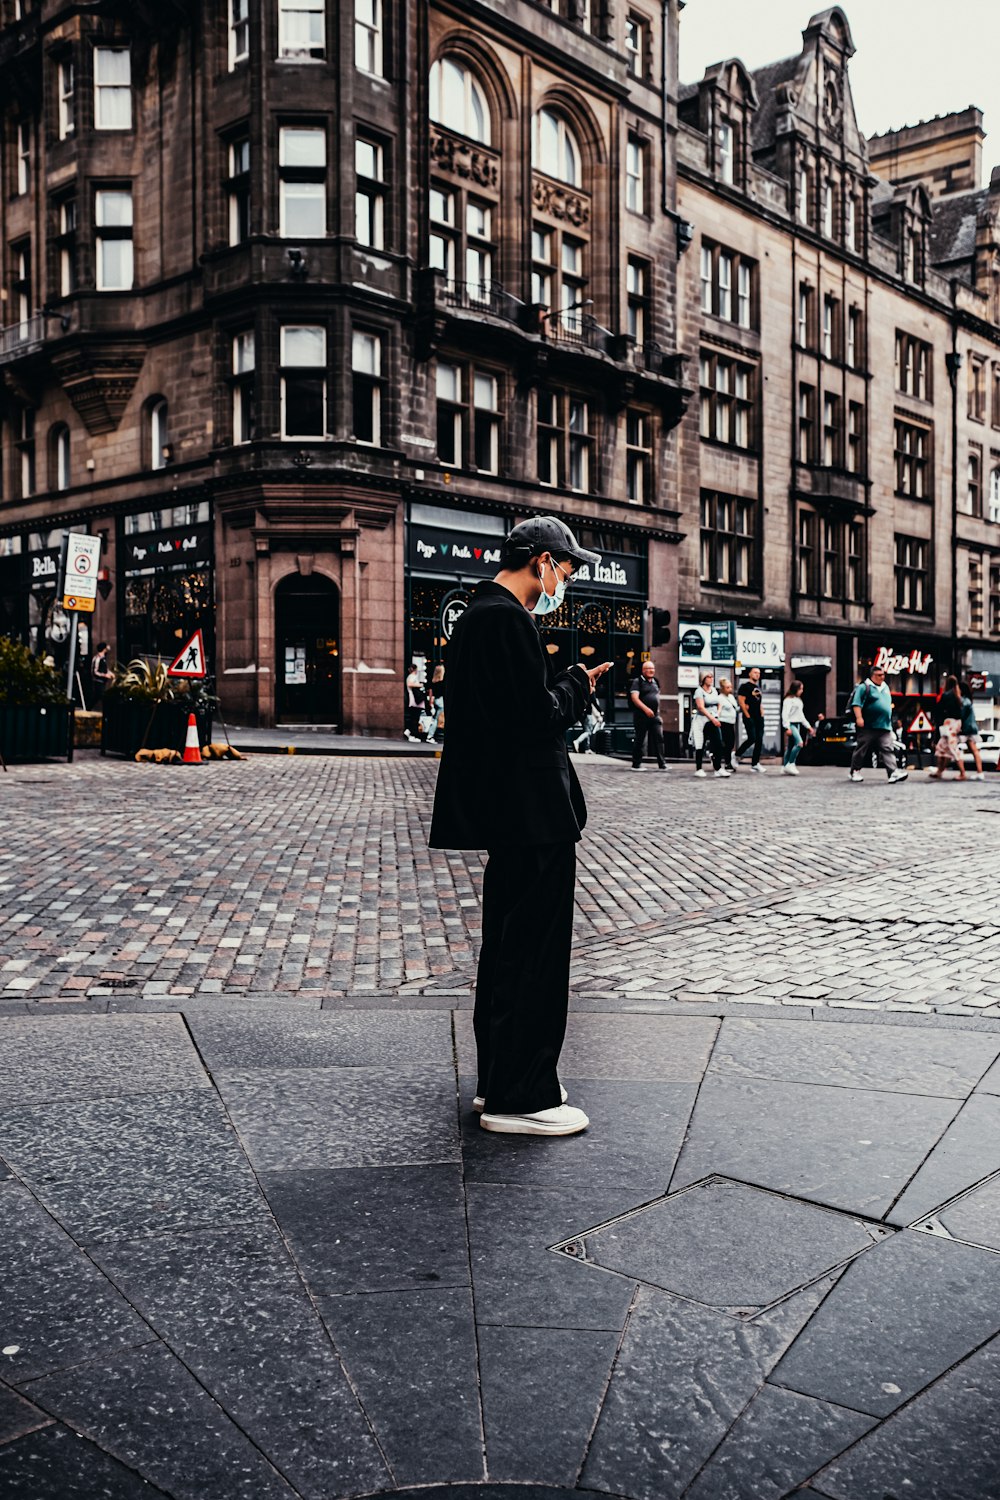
[287,248,308,280]
[85,458,96,472]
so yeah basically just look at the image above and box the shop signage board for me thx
[680,621,785,668]
[168,629,207,679]
[122,523,213,571]
[440,590,468,641]
[968,672,994,693]
[408,524,503,577]
[61,534,101,613]
[710,621,737,659]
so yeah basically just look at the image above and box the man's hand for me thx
[582,660,614,693]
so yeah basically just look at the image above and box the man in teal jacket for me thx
[847,664,908,784]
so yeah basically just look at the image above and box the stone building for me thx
[675,6,1000,745]
[0,0,689,736]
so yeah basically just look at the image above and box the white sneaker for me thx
[888,769,909,783]
[751,765,766,774]
[480,1104,589,1137]
[473,1085,567,1114]
[714,769,731,778]
[693,769,708,778]
[849,771,864,782]
[783,765,799,776]
[972,772,985,780]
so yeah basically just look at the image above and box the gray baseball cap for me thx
[501,515,601,570]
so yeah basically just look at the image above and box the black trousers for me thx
[719,722,736,768]
[474,842,576,1114]
[632,713,665,767]
[737,716,764,765]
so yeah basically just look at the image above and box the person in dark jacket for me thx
[430,516,611,1138]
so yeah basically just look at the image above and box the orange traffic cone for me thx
[182,713,203,764]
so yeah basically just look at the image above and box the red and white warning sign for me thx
[909,709,935,734]
[168,629,207,679]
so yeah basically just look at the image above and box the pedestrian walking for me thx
[959,680,985,780]
[716,677,740,771]
[629,660,666,770]
[931,716,967,780]
[781,680,814,776]
[404,663,425,742]
[736,666,766,772]
[571,699,603,754]
[847,664,908,783]
[692,671,727,777]
[429,515,611,1138]
[90,641,114,708]
[425,663,445,743]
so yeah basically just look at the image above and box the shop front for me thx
[0,526,96,691]
[966,648,1000,733]
[405,502,507,687]
[679,620,786,756]
[852,635,945,739]
[119,505,214,668]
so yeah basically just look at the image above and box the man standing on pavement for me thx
[736,666,766,772]
[429,516,612,1139]
[848,664,908,784]
[629,659,665,770]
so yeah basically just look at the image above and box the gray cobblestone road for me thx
[2,753,998,1018]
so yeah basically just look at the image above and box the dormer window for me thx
[718,121,734,185]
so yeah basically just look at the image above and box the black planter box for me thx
[0,704,71,761]
[101,698,213,758]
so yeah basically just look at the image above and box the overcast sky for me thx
[678,1,1000,186]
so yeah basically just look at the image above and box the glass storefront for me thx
[0,526,92,677]
[120,503,214,665]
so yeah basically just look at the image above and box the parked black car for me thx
[799,715,907,770]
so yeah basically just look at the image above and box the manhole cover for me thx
[553,1176,891,1317]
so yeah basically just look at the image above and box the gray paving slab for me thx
[0,1182,150,1384]
[813,1333,1000,1500]
[91,1225,390,1500]
[460,1078,696,1194]
[710,1016,1000,1096]
[261,1162,471,1294]
[214,1063,460,1171]
[976,1052,1000,1093]
[0,1425,168,1498]
[0,1381,50,1443]
[0,1090,266,1245]
[317,1287,484,1487]
[671,1074,960,1215]
[0,1016,210,1106]
[186,1008,453,1071]
[566,1178,882,1313]
[929,1172,1000,1251]
[888,1091,1000,1225]
[771,1229,1000,1416]
[22,1342,296,1499]
[683,1383,875,1500]
[580,1274,837,1500]
[466,1183,638,1331]
[454,1011,719,1081]
[478,1326,620,1485]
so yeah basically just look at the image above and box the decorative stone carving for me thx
[531,174,591,228]
[49,343,145,435]
[428,128,499,190]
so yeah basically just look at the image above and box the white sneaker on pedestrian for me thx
[714,769,731,778]
[751,765,766,774]
[972,772,985,780]
[888,770,909,783]
[849,771,864,782]
[480,1104,589,1136]
[474,1085,568,1114]
[783,764,799,776]
[693,769,708,778]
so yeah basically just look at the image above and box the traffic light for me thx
[651,608,671,646]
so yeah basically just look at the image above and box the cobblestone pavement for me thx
[1,753,998,1015]
[3,753,1000,1498]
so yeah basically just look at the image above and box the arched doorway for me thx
[274,572,340,725]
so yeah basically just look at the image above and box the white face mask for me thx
[532,558,570,616]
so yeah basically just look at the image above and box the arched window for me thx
[532,107,581,187]
[50,423,70,492]
[429,57,490,145]
[148,398,169,470]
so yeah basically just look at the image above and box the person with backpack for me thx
[847,664,908,784]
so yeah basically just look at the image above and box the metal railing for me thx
[543,311,613,355]
[0,313,45,364]
[437,277,526,324]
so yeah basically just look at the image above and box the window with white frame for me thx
[229,0,249,67]
[717,121,734,185]
[58,60,75,139]
[797,282,813,347]
[797,164,810,225]
[56,197,77,296]
[567,397,592,491]
[717,251,731,320]
[844,192,857,252]
[822,392,840,467]
[822,179,834,238]
[990,466,1000,525]
[535,390,594,490]
[472,371,500,473]
[967,448,983,516]
[429,185,457,284]
[280,325,327,438]
[700,491,756,588]
[13,243,31,334]
[355,0,382,76]
[847,402,864,475]
[822,294,839,361]
[699,349,754,450]
[228,134,251,244]
[700,240,756,328]
[533,108,581,186]
[53,425,71,491]
[625,408,652,503]
[700,243,712,314]
[279,126,326,237]
[625,13,648,79]
[626,257,649,344]
[352,330,383,445]
[95,188,134,290]
[17,408,36,498]
[894,534,928,613]
[16,120,30,195]
[232,331,255,444]
[847,305,862,369]
[894,418,930,498]
[149,399,169,470]
[355,136,385,248]
[736,261,751,328]
[969,355,987,422]
[625,134,646,214]
[278,0,325,60]
[436,361,463,465]
[429,57,491,144]
[464,200,493,297]
[94,47,132,130]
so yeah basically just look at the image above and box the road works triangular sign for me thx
[909,709,934,734]
[168,629,207,679]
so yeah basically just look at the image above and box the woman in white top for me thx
[716,677,740,772]
[781,680,814,775]
[692,671,728,778]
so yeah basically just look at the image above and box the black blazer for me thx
[429,581,592,850]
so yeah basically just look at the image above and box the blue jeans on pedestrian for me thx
[783,725,803,766]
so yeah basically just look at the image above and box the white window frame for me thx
[94,188,134,291]
[355,136,385,249]
[436,360,464,466]
[625,135,645,214]
[278,0,326,60]
[94,47,132,131]
[354,0,382,77]
[990,468,1000,526]
[718,121,734,185]
[736,261,751,328]
[150,399,169,471]
[279,126,327,239]
[429,57,491,145]
[55,426,71,492]
[229,0,249,68]
[717,252,732,322]
[822,180,834,238]
[280,325,328,439]
[232,331,255,445]
[533,108,581,187]
[58,60,75,139]
[472,371,500,474]
[228,136,251,245]
[16,120,29,195]
[351,330,383,446]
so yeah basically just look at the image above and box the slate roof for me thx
[749,55,800,156]
[927,188,985,271]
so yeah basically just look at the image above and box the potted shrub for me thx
[0,636,72,761]
[101,658,215,758]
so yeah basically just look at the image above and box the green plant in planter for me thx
[107,658,217,710]
[0,636,69,707]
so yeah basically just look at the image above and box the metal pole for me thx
[65,611,79,763]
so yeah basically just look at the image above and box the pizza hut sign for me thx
[874,645,933,676]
